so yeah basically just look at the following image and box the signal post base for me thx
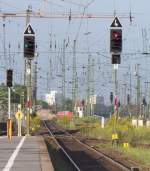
[7,119,12,140]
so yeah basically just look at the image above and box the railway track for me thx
[43,120,133,171]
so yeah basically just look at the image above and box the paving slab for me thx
[0,136,54,171]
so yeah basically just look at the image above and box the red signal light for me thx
[112,31,121,40]
[110,29,122,53]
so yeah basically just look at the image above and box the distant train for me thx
[57,111,73,119]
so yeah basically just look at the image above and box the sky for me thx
[0,0,150,104]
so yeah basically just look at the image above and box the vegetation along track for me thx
[43,120,132,171]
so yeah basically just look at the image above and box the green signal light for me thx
[25,44,33,48]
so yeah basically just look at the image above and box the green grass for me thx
[56,116,76,129]
[56,116,150,167]
[56,116,111,139]
[128,127,150,144]
[118,147,150,167]
[56,116,150,144]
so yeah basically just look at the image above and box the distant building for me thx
[45,91,62,106]
[90,95,105,115]
[90,95,104,105]
[74,100,84,118]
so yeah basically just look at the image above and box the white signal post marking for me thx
[114,19,118,27]
[2,136,26,171]
[114,64,118,70]
[27,27,31,34]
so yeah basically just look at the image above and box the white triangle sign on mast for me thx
[24,24,35,35]
[110,17,122,28]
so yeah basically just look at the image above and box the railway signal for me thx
[110,17,122,63]
[110,17,123,147]
[110,92,113,104]
[6,69,13,140]
[6,69,13,87]
[24,36,35,58]
[142,97,147,106]
[24,24,35,136]
[24,24,35,59]
[111,54,121,64]
[127,94,130,105]
[110,29,122,53]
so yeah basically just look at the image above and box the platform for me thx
[0,136,54,171]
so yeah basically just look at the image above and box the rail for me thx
[43,120,140,171]
[43,120,81,171]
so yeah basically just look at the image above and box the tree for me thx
[65,98,73,112]
[36,100,49,109]
[11,84,27,105]
[0,84,8,106]
[0,84,27,113]
[0,84,9,121]
[49,98,73,113]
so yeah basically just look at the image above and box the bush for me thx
[128,127,150,144]
[56,116,72,129]
[30,116,40,132]
[57,115,150,144]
